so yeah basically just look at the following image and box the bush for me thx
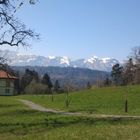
[24,80,48,94]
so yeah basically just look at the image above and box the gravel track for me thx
[18,99,140,120]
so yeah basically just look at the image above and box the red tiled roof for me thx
[0,70,17,79]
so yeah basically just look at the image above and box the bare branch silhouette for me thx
[0,0,39,47]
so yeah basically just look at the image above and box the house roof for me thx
[0,70,18,79]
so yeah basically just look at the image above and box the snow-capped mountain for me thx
[0,50,119,71]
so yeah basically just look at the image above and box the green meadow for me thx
[19,85,140,115]
[0,85,140,139]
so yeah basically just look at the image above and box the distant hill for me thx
[0,49,119,71]
[12,66,110,89]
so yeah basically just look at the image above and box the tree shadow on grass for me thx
[0,112,139,136]
[43,115,140,128]
[0,104,19,108]
[0,109,50,117]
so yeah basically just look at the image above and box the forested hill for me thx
[13,66,109,89]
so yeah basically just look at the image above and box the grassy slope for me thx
[18,85,140,115]
[0,97,140,140]
[0,85,140,139]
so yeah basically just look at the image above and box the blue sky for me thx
[2,0,140,61]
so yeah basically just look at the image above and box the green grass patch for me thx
[18,85,140,115]
[1,85,140,139]
[0,96,140,139]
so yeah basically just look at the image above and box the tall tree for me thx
[123,58,135,84]
[0,0,39,47]
[42,73,53,91]
[111,63,124,86]
[0,57,8,70]
[131,46,140,65]
[20,69,39,92]
[54,80,60,93]
[104,77,111,86]
[87,81,91,89]
[129,47,140,84]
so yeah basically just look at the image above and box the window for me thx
[6,80,10,87]
[5,89,10,93]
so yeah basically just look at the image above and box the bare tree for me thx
[0,0,39,47]
[131,46,140,65]
[130,47,140,84]
[0,0,38,5]
[123,58,135,85]
[0,0,7,5]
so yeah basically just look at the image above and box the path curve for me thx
[18,99,81,115]
[18,99,140,120]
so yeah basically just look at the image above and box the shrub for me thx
[24,80,48,94]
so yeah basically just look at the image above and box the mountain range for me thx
[0,49,119,71]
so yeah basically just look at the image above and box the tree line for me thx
[111,47,140,86]
[17,69,62,94]
[0,58,62,94]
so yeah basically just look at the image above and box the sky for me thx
[1,0,140,61]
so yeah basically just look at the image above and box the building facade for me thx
[0,70,17,96]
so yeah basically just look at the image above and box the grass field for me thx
[18,85,140,115]
[0,85,140,139]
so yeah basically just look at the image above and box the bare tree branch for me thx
[0,0,39,47]
[0,0,7,5]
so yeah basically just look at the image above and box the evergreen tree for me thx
[42,73,53,90]
[87,81,92,89]
[104,77,111,86]
[111,63,124,86]
[20,69,39,93]
[54,80,60,93]
[123,58,135,84]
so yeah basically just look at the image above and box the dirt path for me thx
[18,99,140,120]
[18,99,81,115]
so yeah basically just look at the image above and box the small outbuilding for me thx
[0,70,18,96]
